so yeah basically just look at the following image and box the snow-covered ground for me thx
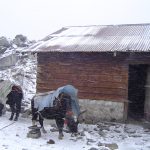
[0,112,150,150]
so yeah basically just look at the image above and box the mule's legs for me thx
[31,111,38,126]
[55,117,64,139]
[39,115,47,133]
[31,99,38,126]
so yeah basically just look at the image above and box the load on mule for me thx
[31,85,80,139]
[0,80,23,121]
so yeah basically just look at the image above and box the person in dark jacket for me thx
[7,86,23,121]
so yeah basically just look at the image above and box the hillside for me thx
[0,35,37,107]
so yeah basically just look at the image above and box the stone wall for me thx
[0,54,18,69]
[79,99,124,123]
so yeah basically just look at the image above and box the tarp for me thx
[34,91,55,111]
[34,85,80,116]
[54,85,80,116]
[0,80,14,105]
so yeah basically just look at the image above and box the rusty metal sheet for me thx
[27,24,150,52]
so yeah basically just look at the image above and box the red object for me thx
[66,111,73,116]
[64,119,68,125]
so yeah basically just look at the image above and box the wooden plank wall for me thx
[36,52,129,102]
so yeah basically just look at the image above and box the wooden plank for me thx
[37,72,127,84]
[37,67,127,77]
[78,92,127,101]
[36,52,129,101]
[38,62,127,70]
[36,86,127,102]
[36,81,127,94]
[37,52,129,64]
[36,78,128,89]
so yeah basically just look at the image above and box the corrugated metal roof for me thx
[29,23,150,52]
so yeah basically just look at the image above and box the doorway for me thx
[128,64,148,120]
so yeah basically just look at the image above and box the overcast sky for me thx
[0,0,150,40]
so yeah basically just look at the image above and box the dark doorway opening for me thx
[128,64,148,120]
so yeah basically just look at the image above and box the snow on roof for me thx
[28,23,150,52]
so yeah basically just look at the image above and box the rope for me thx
[0,122,16,131]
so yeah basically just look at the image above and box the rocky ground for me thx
[0,112,150,150]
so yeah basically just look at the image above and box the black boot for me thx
[9,113,14,120]
[14,117,18,121]
[14,113,19,121]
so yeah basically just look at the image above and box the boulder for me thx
[13,34,28,47]
[0,36,11,54]
[0,36,10,47]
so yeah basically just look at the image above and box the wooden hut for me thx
[30,23,150,122]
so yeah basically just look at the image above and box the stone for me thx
[114,129,121,133]
[13,34,28,47]
[27,126,41,139]
[88,147,99,150]
[47,139,55,144]
[76,136,83,140]
[80,131,85,136]
[50,128,58,132]
[125,129,136,134]
[0,36,10,47]
[98,130,106,137]
[94,127,99,131]
[128,134,142,138]
[105,143,118,150]
[87,138,96,143]
[27,130,41,139]
[97,141,104,146]
[100,147,110,150]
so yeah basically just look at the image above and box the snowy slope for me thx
[0,46,37,108]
